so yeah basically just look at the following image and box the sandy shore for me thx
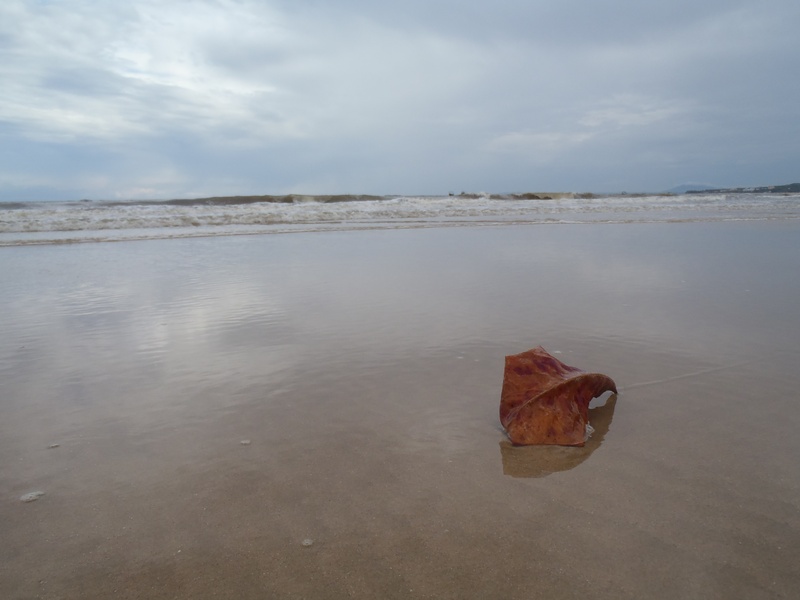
[1,222,799,599]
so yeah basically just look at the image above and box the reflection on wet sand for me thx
[500,394,617,478]
[3,224,800,599]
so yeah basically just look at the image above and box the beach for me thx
[1,221,799,598]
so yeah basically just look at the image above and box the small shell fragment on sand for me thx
[240,440,251,445]
[48,444,60,449]
[20,491,45,503]
[301,538,314,547]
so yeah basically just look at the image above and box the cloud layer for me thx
[2,0,798,199]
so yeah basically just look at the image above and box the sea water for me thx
[1,192,798,246]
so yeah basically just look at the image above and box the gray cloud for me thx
[1,0,798,199]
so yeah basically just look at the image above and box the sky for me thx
[1,0,799,200]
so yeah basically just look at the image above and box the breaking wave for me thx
[1,192,798,246]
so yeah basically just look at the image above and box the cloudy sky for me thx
[2,0,798,200]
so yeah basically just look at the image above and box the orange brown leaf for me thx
[500,346,617,446]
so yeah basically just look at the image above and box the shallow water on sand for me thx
[1,222,799,599]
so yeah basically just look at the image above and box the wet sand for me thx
[1,222,799,599]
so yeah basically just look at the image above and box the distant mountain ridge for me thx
[667,183,717,194]
[683,182,800,194]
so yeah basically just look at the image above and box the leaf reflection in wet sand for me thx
[499,394,617,478]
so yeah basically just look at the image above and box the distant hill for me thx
[667,183,718,194]
[684,183,800,194]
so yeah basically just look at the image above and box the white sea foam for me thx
[1,193,798,246]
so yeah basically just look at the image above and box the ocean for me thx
[2,192,798,246]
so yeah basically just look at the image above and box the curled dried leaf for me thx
[500,346,617,446]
